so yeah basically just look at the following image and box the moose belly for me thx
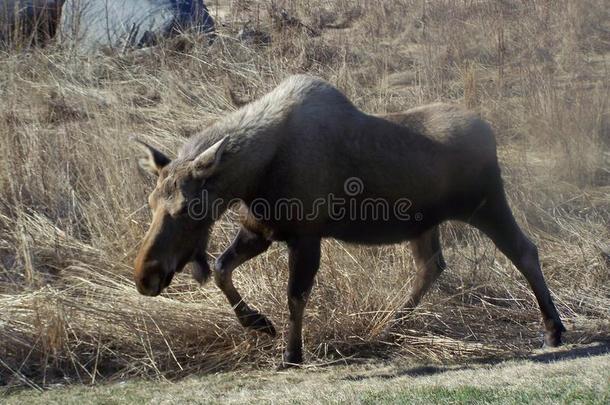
[322,217,437,245]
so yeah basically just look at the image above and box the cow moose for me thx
[132,75,565,366]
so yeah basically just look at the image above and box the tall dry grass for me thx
[0,0,608,389]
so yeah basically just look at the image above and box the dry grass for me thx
[0,0,608,389]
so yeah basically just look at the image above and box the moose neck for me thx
[180,100,289,205]
[214,129,279,202]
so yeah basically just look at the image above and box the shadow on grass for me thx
[343,365,459,381]
[340,339,610,382]
[528,340,610,363]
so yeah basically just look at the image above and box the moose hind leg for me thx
[472,192,565,347]
[405,226,447,311]
[386,227,446,334]
[283,236,321,367]
[215,227,275,336]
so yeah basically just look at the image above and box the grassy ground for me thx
[3,343,609,404]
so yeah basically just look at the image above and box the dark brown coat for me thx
[133,75,565,366]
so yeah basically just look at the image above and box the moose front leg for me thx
[215,227,276,336]
[283,236,321,367]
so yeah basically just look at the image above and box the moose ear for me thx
[190,136,229,178]
[132,137,171,176]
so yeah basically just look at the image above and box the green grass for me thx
[362,384,608,405]
[3,349,609,404]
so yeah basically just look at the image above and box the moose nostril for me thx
[136,280,152,296]
[136,274,162,296]
[135,261,164,296]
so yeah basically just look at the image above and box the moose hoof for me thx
[542,320,566,348]
[239,311,277,337]
[543,328,565,348]
[279,350,303,369]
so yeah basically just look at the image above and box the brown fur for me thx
[133,75,565,366]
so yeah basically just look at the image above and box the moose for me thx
[133,75,565,366]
